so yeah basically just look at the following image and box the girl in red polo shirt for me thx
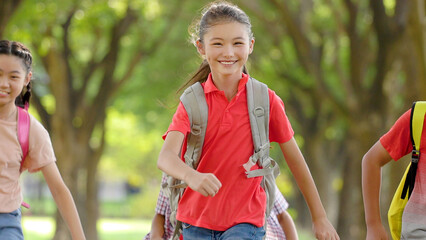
[157,2,339,240]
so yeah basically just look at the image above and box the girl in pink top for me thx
[0,40,85,240]
[157,2,338,240]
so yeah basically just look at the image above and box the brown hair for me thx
[0,40,33,108]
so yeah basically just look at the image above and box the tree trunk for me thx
[50,116,82,240]
[0,0,22,39]
[407,0,426,99]
[336,145,356,238]
[336,132,370,239]
[303,137,336,219]
[86,159,100,240]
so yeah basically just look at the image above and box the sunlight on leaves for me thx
[107,0,127,17]
[294,134,305,149]
[75,9,85,20]
[332,177,343,191]
[38,38,52,57]
[143,0,162,20]
[276,174,294,197]
[40,94,56,114]
[383,0,396,16]
[101,107,163,182]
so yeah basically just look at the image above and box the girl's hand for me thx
[312,217,339,240]
[184,171,222,197]
[42,163,86,240]
[366,223,388,240]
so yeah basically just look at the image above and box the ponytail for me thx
[177,59,211,94]
[15,82,32,109]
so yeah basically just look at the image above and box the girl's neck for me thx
[211,72,242,101]
[0,104,17,121]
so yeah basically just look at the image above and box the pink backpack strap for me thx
[17,106,31,209]
[17,106,30,173]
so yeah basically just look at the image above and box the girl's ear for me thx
[196,40,205,56]
[249,38,255,55]
[24,72,32,86]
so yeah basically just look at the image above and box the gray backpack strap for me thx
[246,77,280,220]
[180,82,208,169]
[163,82,208,240]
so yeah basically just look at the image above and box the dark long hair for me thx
[0,40,33,108]
[178,1,253,93]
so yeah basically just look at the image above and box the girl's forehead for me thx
[0,54,26,73]
[204,22,251,40]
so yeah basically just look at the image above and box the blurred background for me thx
[1,0,425,239]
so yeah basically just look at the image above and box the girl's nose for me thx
[0,76,8,88]
[223,45,234,58]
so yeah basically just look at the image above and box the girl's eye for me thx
[234,42,244,45]
[212,42,222,46]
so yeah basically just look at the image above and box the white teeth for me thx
[0,90,7,94]
[221,61,235,65]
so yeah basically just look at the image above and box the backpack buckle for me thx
[191,124,201,135]
[412,150,420,164]
[253,107,264,117]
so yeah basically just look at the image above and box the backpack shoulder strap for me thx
[247,77,269,153]
[180,82,208,169]
[165,82,208,240]
[410,101,426,152]
[17,106,30,173]
[245,77,279,178]
[402,101,426,199]
[246,77,280,223]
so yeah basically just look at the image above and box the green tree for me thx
[5,0,184,239]
[240,0,425,238]
[0,0,23,39]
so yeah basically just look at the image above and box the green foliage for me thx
[127,183,161,218]
[21,197,57,216]
[6,1,418,238]
[101,108,163,183]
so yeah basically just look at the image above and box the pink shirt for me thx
[380,109,426,225]
[163,73,294,231]
[0,110,56,212]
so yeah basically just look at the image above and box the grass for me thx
[22,216,151,240]
[23,216,315,240]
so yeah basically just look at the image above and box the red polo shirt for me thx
[163,73,294,231]
[380,109,426,228]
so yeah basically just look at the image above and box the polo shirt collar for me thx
[204,73,250,94]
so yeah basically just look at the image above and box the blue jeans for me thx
[0,208,24,240]
[182,222,265,240]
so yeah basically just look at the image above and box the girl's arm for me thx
[362,141,392,240]
[149,213,166,240]
[157,131,222,197]
[41,162,86,240]
[277,210,298,240]
[279,137,339,240]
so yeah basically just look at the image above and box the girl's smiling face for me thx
[0,54,31,109]
[197,21,254,82]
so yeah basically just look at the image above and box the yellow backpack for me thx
[388,101,426,240]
